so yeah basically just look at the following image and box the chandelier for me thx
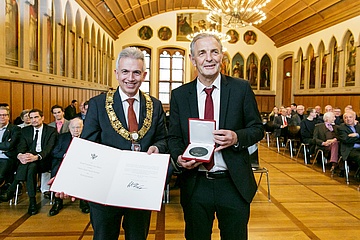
[202,0,271,28]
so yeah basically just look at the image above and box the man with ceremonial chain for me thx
[58,47,167,240]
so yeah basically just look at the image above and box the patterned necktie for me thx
[127,98,138,132]
[203,86,215,171]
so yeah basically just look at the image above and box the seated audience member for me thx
[268,106,279,122]
[75,101,89,120]
[337,110,360,178]
[300,107,317,162]
[324,105,333,113]
[290,104,306,126]
[49,105,70,134]
[17,109,31,128]
[49,118,89,216]
[333,107,343,125]
[0,107,21,188]
[0,109,57,215]
[273,107,290,144]
[313,111,339,172]
[64,100,77,120]
[314,105,324,123]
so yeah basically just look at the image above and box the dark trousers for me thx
[9,162,38,197]
[0,158,12,181]
[182,174,250,240]
[89,202,151,240]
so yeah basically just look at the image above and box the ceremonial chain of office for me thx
[105,89,153,141]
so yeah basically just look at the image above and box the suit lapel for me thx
[219,75,230,129]
[187,80,199,118]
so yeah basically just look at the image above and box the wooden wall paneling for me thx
[42,85,51,123]
[24,83,34,110]
[63,88,69,107]
[57,87,64,107]
[73,88,80,112]
[0,80,11,105]
[33,85,43,110]
[68,88,74,107]
[10,82,24,121]
[50,86,58,108]
[350,95,360,111]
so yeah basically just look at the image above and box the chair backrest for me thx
[287,125,300,138]
[248,144,259,168]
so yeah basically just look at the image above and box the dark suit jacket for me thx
[16,124,58,177]
[81,88,167,154]
[273,115,290,137]
[0,124,21,159]
[337,123,360,161]
[168,75,263,205]
[313,123,338,152]
[51,132,72,176]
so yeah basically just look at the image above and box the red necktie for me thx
[203,86,215,170]
[204,86,215,120]
[284,117,287,126]
[127,98,138,132]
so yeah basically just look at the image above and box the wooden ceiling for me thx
[76,0,360,47]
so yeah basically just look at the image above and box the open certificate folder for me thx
[50,138,170,211]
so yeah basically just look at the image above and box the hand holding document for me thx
[50,138,170,211]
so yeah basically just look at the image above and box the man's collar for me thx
[118,88,140,102]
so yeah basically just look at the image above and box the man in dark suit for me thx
[64,100,77,120]
[273,107,290,144]
[59,47,167,240]
[0,109,57,215]
[337,110,360,177]
[0,106,21,188]
[48,117,89,216]
[168,33,263,240]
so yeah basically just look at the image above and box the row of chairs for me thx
[266,129,358,186]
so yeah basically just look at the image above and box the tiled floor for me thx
[1,142,360,239]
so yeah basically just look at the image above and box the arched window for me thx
[46,2,54,73]
[246,53,258,89]
[308,46,315,89]
[260,54,271,90]
[158,48,185,104]
[5,0,19,66]
[232,53,244,78]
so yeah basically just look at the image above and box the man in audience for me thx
[75,101,89,120]
[333,107,343,125]
[48,118,89,216]
[313,111,339,173]
[0,107,21,188]
[300,107,317,163]
[49,105,70,134]
[274,107,290,144]
[0,109,57,215]
[42,105,70,198]
[337,110,360,178]
[64,100,77,120]
[291,104,306,126]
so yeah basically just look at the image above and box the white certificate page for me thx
[50,138,170,211]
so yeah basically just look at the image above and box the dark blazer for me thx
[0,124,21,159]
[51,132,72,177]
[81,88,167,154]
[273,115,290,137]
[313,123,338,154]
[337,123,360,161]
[168,75,264,205]
[16,124,58,175]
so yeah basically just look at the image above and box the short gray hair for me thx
[190,33,223,56]
[115,47,146,72]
